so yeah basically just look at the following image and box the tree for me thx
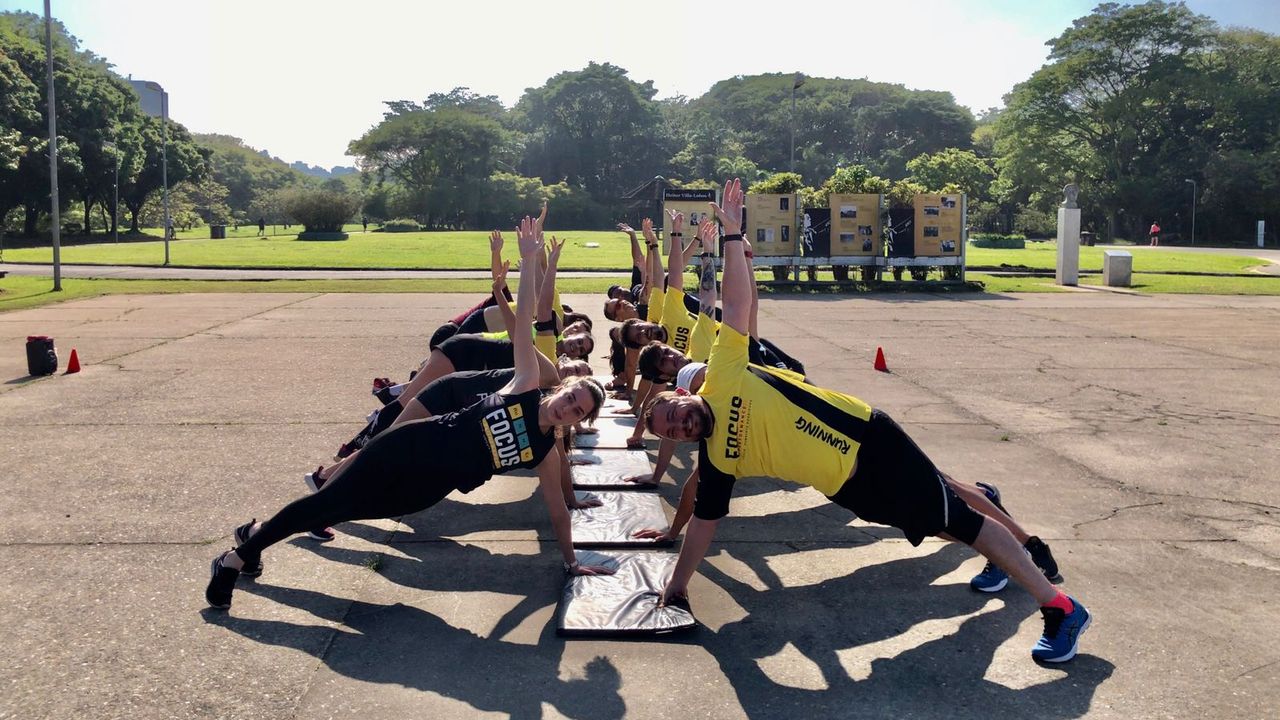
[348,107,506,228]
[281,187,359,234]
[995,1,1217,238]
[120,118,206,232]
[515,63,675,201]
[906,149,995,200]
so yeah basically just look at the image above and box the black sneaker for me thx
[232,520,263,577]
[307,527,336,541]
[205,550,240,609]
[1025,536,1063,583]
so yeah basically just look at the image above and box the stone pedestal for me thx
[1056,207,1081,286]
[1103,250,1132,287]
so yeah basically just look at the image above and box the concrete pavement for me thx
[1,290,1277,719]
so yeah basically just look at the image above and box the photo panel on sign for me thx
[830,193,882,256]
[745,193,798,257]
[662,188,718,255]
[913,193,964,256]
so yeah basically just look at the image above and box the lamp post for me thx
[43,0,61,291]
[790,73,804,174]
[104,140,119,243]
[1184,179,1196,245]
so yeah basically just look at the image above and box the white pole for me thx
[1258,220,1265,249]
[43,0,61,291]
[161,90,170,264]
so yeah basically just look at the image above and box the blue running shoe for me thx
[1033,597,1091,663]
[970,561,1009,592]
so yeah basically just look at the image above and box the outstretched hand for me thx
[547,235,566,266]
[697,217,719,249]
[710,178,744,236]
[492,259,510,292]
[489,229,504,254]
[667,209,685,236]
[535,202,548,235]
[617,222,635,235]
[631,526,674,541]
[516,215,543,258]
[641,217,656,243]
[572,563,616,577]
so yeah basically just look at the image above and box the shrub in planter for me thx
[282,188,358,239]
[382,218,421,233]
[970,232,1026,249]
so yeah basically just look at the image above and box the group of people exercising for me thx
[206,183,1091,664]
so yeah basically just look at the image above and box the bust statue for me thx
[1062,184,1079,209]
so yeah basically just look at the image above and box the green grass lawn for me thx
[4,230,1273,275]
[0,274,629,313]
[2,228,637,270]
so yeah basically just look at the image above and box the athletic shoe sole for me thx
[304,473,322,493]
[971,576,1009,593]
[307,528,336,541]
[1036,611,1093,663]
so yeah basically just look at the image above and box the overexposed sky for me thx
[3,0,1277,169]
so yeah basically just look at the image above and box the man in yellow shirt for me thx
[643,179,1092,664]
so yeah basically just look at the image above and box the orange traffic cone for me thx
[65,348,81,374]
[873,346,888,373]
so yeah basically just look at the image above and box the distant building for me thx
[128,78,168,119]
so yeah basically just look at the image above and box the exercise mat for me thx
[556,550,695,637]
[574,417,643,449]
[571,491,672,548]
[571,449,654,490]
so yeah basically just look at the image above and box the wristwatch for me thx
[563,560,580,573]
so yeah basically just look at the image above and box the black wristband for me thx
[534,319,557,332]
[722,234,744,242]
[647,243,658,248]
[699,252,714,258]
[671,232,683,237]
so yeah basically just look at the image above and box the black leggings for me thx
[235,421,461,562]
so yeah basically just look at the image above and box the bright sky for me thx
[3,0,1277,169]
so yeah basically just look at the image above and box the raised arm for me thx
[618,222,645,271]
[709,178,749,335]
[696,220,719,318]
[490,228,505,279]
[748,234,760,339]
[538,236,565,324]
[642,217,662,301]
[506,216,543,393]
[665,210,687,291]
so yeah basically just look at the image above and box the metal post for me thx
[162,91,170,264]
[789,88,796,174]
[43,0,61,291]
[105,140,118,243]
[1184,178,1196,245]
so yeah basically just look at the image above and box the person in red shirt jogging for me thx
[1149,221,1161,247]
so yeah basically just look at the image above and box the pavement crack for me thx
[1072,502,1165,529]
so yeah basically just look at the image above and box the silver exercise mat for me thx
[556,550,695,637]
[570,449,655,490]
[570,491,673,548]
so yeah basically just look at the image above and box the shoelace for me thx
[1041,607,1065,637]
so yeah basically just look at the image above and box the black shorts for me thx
[436,334,515,372]
[429,322,461,351]
[829,410,984,546]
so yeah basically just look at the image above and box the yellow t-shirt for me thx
[688,303,719,364]
[694,325,872,519]
[645,286,665,324]
[479,326,559,363]
[662,287,705,357]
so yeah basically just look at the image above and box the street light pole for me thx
[1184,178,1196,246]
[43,0,61,292]
[161,91,170,264]
[789,73,805,174]
[105,140,118,243]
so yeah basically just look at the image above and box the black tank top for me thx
[438,387,555,492]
